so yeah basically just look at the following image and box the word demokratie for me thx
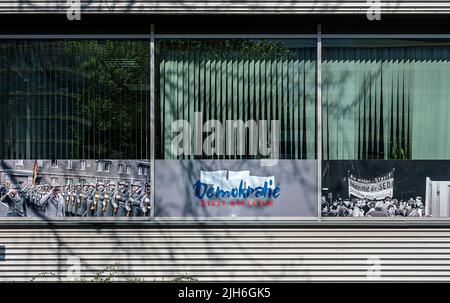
[193,179,281,200]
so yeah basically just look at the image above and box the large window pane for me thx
[155,39,316,160]
[0,39,150,159]
[322,39,450,219]
[154,38,318,218]
[323,39,450,160]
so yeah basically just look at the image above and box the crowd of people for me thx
[0,181,151,217]
[321,196,427,217]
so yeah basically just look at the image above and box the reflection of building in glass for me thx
[0,160,150,186]
[0,40,150,160]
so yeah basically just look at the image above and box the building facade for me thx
[0,160,150,186]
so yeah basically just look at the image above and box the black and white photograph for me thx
[322,160,450,218]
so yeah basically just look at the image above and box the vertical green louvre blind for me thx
[323,39,450,160]
[156,39,316,160]
[0,40,150,160]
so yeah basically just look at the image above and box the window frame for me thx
[79,160,86,171]
[104,162,111,173]
[319,33,450,223]
[154,33,319,221]
[2,30,450,224]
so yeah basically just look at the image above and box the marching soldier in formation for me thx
[117,181,130,217]
[63,184,72,216]
[93,182,107,217]
[142,182,151,217]
[103,182,116,217]
[85,183,96,217]
[61,185,69,214]
[73,184,82,216]
[37,184,50,212]
[76,184,89,217]
[128,181,145,217]
[0,180,150,218]
[27,185,39,212]
[66,184,74,216]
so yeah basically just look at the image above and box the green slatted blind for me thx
[155,39,316,160]
[0,40,150,160]
[323,39,450,160]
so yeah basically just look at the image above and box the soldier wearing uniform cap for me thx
[21,184,32,209]
[27,185,36,212]
[128,181,145,217]
[141,182,151,217]
[94,182,107,217]
[76,184,89,217]
[70,184,77,216]
[65,184,74,216]
[61,185,69,214]
[85,183,96,217]
[67,184,76,216]
[38,184,50,212]
[103,182,117,217]
[0,184,27,217]
[116,181,130,217]
[72,184,83,216]
[31,185,42,212]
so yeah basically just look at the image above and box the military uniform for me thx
[1,186,27,217]
[128,182,145,217]
[117,181,130,217]
[38,185,50,212]
[141,183,151,217]
[68,185,79,216]
[21,185,32,208]
[76,185,89,217]
[61,186,69,212]
[64,186,71,215]
[103,183,117,217]
[72,185,82,216]
[93,183,107,217]
[29,186,38,212]
[85,184,96,217]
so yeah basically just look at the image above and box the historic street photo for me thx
[322,160,450,218]
[0,160,151,218]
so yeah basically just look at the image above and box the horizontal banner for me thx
[348,170,394,200]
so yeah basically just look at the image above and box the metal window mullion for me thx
[317,24,322,221]
[150,24,155,219]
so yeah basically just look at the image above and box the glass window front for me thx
[5,34,450,221]
[0,39,150,160]
[322,38,450,219]
[322,39,450,161]
[154,38,318,218]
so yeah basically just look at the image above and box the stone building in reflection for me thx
[0,160,150,186]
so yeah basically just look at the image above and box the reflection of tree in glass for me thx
[65,40,150,159]
[157,39,296,61]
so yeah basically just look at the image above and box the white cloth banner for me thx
[348,170,394,200]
